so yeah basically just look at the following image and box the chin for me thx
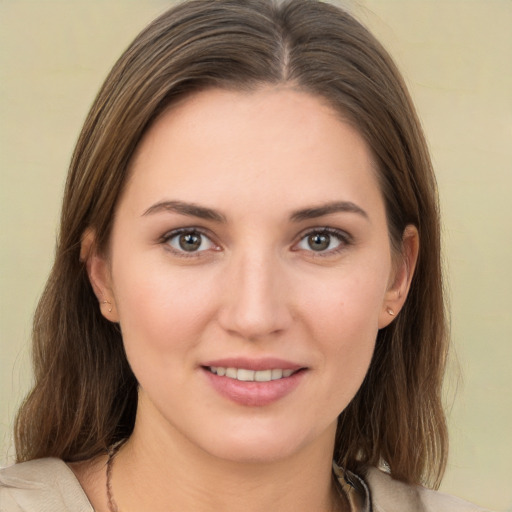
[206,439,304,465]
[193,420,335,466]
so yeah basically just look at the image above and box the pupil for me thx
[308,233,330,251]
[179,233,201,251]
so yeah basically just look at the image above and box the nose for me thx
[217,250,293,341]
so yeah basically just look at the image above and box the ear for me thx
[378,225,419,329]
[80,228,119,322]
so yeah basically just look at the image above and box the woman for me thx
[0,0,490,510]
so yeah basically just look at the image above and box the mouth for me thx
[201,360,307,406]
[206,366,300,382]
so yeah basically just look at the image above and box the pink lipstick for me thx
[201,358,306,406]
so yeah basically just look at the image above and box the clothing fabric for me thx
[362,467,491,512]
[0,457,491,512]
[0,459,93,512]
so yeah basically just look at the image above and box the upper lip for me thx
[201,357,305,371]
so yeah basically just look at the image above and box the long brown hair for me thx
[15,0,448,487]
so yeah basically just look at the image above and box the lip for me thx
[200,357,307,407]
[201,357,304,372]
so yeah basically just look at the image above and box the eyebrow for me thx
[290,201,369,222]
[142,200,226,222]
[142,199,368,223]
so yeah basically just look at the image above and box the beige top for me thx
[0,458,491,512]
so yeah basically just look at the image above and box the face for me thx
[89,87,411,463]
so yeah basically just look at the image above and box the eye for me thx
[295,228,348,254]
[164,229,216,254]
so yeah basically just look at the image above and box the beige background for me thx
[1,1,510,510]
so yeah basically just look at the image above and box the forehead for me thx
[121,86,383,220]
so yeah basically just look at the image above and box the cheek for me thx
[299,260,390,395]
[302,258,390,339]
[110,255,217,365]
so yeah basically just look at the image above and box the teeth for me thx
[226,367,237,379]
[237,369,255,381]
[209,367,297,382]
[271,369,283,380]
[255,369,272,382]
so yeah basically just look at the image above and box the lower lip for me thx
[202,368,306,407]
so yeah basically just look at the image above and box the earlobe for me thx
[80,228,119,322]
[378,225,419,329]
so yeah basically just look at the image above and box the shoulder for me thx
[364,466,492,512]
[0,458,93,512]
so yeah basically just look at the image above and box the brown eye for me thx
[179,233,202,251]
[166,230,215,253]
[296,229,346,254]
[307,233,330,251]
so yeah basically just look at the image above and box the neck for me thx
[111,414,343,512]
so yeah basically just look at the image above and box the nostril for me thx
[216,262,293,340]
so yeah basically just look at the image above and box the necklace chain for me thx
[105,441,349,512]
[106,440,125,512]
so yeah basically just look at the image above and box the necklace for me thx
[106,442,351,512]
[332,471,351,512]
[106,440,125,512]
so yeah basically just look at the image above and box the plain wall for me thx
[1,1,510,510]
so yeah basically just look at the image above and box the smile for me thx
[208,367,296,382]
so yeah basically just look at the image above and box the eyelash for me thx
[294,227,352,257]
[159,227,352,258]
[160,228,219,258]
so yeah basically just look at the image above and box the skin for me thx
[78,87,418,512]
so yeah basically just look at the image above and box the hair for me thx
[14,0,448,488]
